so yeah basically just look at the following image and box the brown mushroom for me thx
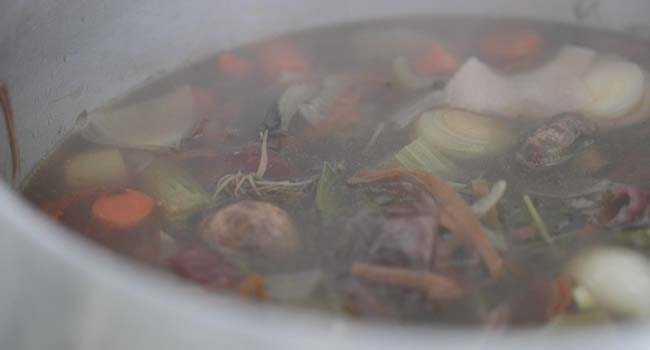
[201,200,298,258]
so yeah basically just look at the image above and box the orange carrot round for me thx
[91,189,154,231]
[480,30,543,64]
[258,40,309,80]
[239,274,266,300]
[415,42,460,75]
[218,52,252,79]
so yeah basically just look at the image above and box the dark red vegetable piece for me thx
[599,184,649,228]
[345,181,439,269]
[169,247,242,289]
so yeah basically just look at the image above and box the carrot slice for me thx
[414,42,460,75]
[91,189,154,231]
[351,262,464,300]
[257,40,309,80]
[545,275,574,319]
[218,53,253,80]
[349,168,504,278]
[480,30,543,64]
[239,274,266,300]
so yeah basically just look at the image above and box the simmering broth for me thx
[19,17,650,327]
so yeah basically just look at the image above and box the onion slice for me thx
[80,85,205,150]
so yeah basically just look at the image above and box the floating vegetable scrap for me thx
[415,109,513,161]
[348,180,439,269]
[200,200,299,258]
[239,274,267,301]
[599,184,649,228]
[392,56,442,90]
[139,158,210,231]
[81,85,211,150]
[63,149,128,190]
[315,161,346,216]
[515,113,596,171]
[284,74,375,148]
[169,247,242,289]
[391,41,457,90]
[471,179,506,227]
[349,168,504,278]
[414,42,460,75]
[523,195,554,245]
[351,262,464,301]
[214,132,315,203]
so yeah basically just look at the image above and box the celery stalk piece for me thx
[391,138,461,180]
[139,159,210,231]
[63,149,127,190]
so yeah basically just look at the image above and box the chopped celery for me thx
[523,195,553,245]
[139,158,210,231]
[616,229,650,248]
[391,138,461,180]
[63,149,127,190]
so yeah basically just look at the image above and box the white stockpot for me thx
[1,1,649,349]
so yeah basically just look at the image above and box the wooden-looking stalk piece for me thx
[0,81,20,188]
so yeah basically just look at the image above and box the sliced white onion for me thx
[415,109,514,160]
[389,90,445,128]
[444,46,597,119]
[443,57,518,118]
[582,59,647,120]
[298,76,350,125]
[569,246,650,318]
[278,83,320,131]
[81,85,202,150]
[517,46,597,118]
[443,45,650,129]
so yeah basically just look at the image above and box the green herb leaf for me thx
[315,162,345,216]
[616,228,650,248]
